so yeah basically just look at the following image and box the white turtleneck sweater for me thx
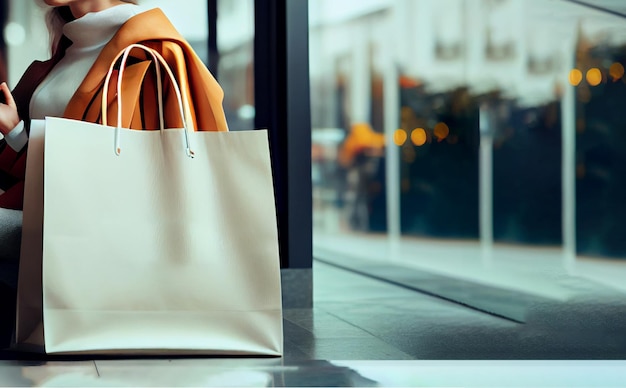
[5,4,142,152]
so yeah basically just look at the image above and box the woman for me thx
[0,0,228,346]
[1,0,228,208]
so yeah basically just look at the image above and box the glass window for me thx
[310,0,626,295]
[217,0,255,131]
[142,0,209,62]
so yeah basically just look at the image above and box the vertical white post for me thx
[479,105,494,267]
[384,57,400,262]
[562,57,577,273]
[350,30,371,124]
[381,2,404,262]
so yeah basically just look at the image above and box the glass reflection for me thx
[310,0,626,295]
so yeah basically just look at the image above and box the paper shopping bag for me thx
[14,119,46,350]
[15,44,283,355]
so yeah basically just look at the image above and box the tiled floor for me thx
[1,261,626,387]
[314,232,626,298]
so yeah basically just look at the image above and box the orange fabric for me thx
[0,8,228,210]
[338,123,385,167]
[63,8,228,132]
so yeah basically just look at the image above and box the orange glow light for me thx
[568,69,583,86]
[433,122,450,142]
[394,129,408,146]
[411,128,427,146]
[586,68,602,86]
[609,62,625,82]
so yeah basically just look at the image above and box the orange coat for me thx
[0,8,228,210]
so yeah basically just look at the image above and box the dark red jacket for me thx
[0,37,68,210]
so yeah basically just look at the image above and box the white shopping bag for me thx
[16,44,283,355]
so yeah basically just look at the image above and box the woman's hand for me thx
[0,82,20,136]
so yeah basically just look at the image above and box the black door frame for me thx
[208,0,312,271]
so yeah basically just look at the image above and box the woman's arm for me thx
[0,82,19,135]
[0,83,27,152]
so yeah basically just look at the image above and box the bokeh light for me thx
[568,69,583,86]
[411,128,427,146]
[4,22,26,46]
[394,129,408,146]
[586,68,602,86]
[433,123,450,142]
[609,63,625,82]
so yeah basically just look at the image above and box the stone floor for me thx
[1,261,626,387]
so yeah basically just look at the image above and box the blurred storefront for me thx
[309,0,626,296]
[2,0,626,301]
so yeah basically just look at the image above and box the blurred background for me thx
[1,0,626,300]
[308,0,626,298]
